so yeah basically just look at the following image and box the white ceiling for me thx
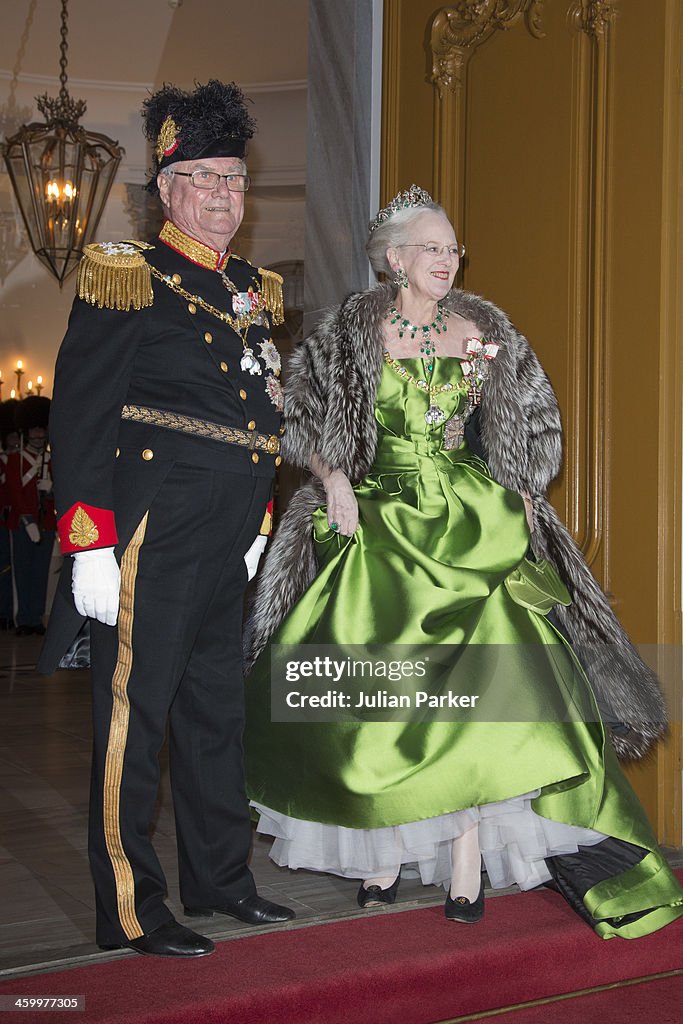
[0,0,309,91]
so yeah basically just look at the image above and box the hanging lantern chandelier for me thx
[1,0,124,286]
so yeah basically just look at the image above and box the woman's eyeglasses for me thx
[397,242,465,258]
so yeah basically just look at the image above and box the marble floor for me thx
[1,629,681,981]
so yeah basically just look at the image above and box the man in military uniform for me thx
[39,81,293,957]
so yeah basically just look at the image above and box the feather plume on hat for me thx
[142,79,257,193]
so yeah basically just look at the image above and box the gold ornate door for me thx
[381,0,683,842]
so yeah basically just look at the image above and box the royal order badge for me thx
[232,291,260,315]
[265,374,284,411]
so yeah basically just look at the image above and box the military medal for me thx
[151,228,285,401]
[240,348,262,375]
[233,291,260,315]
[259,339,281,374]
[265,374,284,411]
[460,338,500,408]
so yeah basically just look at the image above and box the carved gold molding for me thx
[427,0,615,568]
[655,0,683,846]
[565,1,618,572]
[429,2,545,272]
[431,1,546,97]
[569,0,618,38]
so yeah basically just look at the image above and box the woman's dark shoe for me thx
[444,879,485,923]
[357,875,401,908]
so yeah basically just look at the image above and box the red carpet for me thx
[1,873,682,1024]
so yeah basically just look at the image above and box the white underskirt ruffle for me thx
[252,793,606,892]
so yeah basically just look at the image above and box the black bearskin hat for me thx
[0,399,19,448]
[15,395,50,434]
[142,79,257,193]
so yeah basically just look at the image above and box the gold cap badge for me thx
[155,115,180,162]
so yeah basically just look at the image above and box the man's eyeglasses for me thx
[397,242,465,258]
[172,170,251,192]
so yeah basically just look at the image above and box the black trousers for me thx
[12,527,54,627]
[88,462,270,945]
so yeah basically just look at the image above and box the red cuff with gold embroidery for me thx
[57,503,118,555]
[259,499,274,537]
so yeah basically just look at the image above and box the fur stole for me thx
[245,283,666,759]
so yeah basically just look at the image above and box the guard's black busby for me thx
[142,79,257,193]
[0,398,19,448]
[15,395,51,434]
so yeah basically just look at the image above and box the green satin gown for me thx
[245,356,683,939]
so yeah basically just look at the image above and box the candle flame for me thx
[46,180,78,201]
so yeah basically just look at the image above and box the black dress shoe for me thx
[15,625,33,637]
[98,919,214,957]
[444,879,485,923]
[184,894,295,925]
[30,623,46,635]
[357,875,401,908]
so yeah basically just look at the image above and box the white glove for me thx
[24,521,41,544]
[72,546,120,626]
[323,469,359,536]
[244,534,268,582]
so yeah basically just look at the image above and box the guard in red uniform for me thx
[0,399,20,630]
[38,81,293,957]
[5,396,55,635]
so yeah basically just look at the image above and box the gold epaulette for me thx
[77,241,154,311]
[258,267,285,326]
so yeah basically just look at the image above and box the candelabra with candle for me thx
[14,360,24,398]
[35,376,43,396]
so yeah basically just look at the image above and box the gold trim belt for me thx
[121,404,280,455]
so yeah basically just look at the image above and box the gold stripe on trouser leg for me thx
[102,512,148,940]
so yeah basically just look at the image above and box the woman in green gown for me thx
[244,186,683,937]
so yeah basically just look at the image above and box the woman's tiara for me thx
[368,184,434,233]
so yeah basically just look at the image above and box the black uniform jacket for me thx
[39,228,282,672]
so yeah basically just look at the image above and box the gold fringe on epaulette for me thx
[258,268,285,326]
[77,244,154,311]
